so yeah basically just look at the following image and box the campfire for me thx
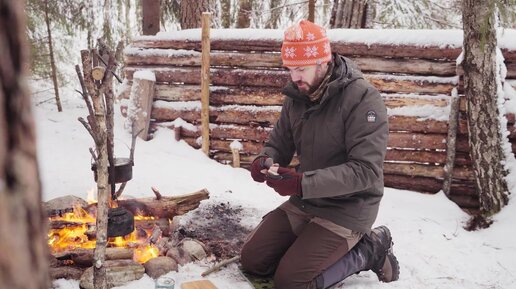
[46,189,210,285]
[47,198,160,264]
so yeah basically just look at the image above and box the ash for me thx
[178,202,252,259]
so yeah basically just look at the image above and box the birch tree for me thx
[462,0,511,229]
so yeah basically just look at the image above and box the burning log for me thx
[113,189,210,220]
[54,247,135,267]
[46,189,210,220]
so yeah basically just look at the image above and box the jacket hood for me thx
[282,54,364,104]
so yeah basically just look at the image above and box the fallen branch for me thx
[201,255,240,277]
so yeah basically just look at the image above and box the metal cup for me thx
[155,276,175,289]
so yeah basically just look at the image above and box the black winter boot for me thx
[368,226,400,283]
[314,226,399,289]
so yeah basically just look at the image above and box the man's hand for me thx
[265,167,303,196]
[250,156,273,182]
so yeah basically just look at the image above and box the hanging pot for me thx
[91,157,133,184]
[107,207,134,237]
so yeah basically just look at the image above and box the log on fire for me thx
[46,188,210,220]
[54,247,135,267]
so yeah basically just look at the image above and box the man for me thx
[240,20,400,289]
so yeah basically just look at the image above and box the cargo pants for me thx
[240,201,363,289]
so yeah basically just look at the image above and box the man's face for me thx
[286,63,328,94]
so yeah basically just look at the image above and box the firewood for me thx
[79,259,145,289]
[54,247,135,267]
[50,266,85,280]
[113,189,209,220]
[46,189,210,220]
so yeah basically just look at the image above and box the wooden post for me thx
[174,126,182,141]
[231,148,241,168]
[142,0,160,35]
[201,12,211,156]
[442,87,460,197]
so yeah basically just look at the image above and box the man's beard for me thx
[295,74,324,95]
[295,81,313,94]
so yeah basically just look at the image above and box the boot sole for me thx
[373,226,400,282]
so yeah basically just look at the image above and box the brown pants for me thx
[241,201,362,289]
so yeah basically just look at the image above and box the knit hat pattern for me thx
[281,20,332,67]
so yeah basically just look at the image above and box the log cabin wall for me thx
[121,29,516,211]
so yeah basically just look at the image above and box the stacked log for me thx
[121,29,516,211]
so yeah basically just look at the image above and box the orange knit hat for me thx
[281,20,332,67]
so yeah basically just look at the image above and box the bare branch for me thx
[78,117,99,144]
[89,147,98,161]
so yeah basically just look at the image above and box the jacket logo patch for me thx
[366,110,377,123]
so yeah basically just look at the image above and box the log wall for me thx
[121,29,516,211]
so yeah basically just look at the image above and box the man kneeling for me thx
[241,20,400,289]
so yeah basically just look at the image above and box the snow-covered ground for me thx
[35,86,516,289]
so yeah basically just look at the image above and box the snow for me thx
[387,104,450,121]
[33,80,516,289]
[134,28,516,49]
[133,70,156,82]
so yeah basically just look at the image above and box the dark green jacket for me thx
[261,54,389,233]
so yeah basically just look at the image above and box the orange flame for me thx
[48,201,161,264]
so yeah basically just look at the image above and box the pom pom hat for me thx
[281,20,332,67]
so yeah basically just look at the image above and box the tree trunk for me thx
[180,0,213,29]
[0,1,50,289]
[125,0,131,42]
[308,0,316,22]
[221,0,231,28]
[44,0,62,112]
[237,0,252,28]
[142,0,160,35]
[103,0,113,47]
[330,0,369,28]
[462,0,509,224]
[265,0,281,29]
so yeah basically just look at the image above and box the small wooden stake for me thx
[231,148,241,168]
[201,12,211,156]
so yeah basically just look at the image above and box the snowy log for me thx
[150,104,280,126]
[385,149,471,166]
[383,162,474,181]
[124,66,457,94]
[129,38,463,60]
[125,50,456,76]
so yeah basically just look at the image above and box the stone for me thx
[143,256,178,279]
[180,239,207,261]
